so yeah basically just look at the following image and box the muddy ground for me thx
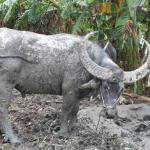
[0,90,150,150]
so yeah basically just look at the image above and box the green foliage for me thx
[0,0,150,95]
[0,0,58,33]
[126,0,147,22]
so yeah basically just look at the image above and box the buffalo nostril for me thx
[107,114,115,119]
[106,112,115,119]
[112,76,116,82]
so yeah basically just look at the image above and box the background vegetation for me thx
[0,0,150,96]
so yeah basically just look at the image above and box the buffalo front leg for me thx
[0,82,20,144]
[58,76,80,138]
[68,101,80,132]
[59,91,79,138]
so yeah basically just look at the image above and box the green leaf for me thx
[86,0,94,4]
[15,10,29,28]
[126,0,147,22]
[0,0,6,4]
[28,2,49,24]
[3,0,19,23]
[76,0,87,6]
[115,11,130,28]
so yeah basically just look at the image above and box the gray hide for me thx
[0,28,119,143]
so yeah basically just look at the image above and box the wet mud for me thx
[0,91,149,150]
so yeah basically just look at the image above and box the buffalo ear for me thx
[97,41,117,62]
[104,42,117,62]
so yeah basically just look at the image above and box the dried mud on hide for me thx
[0,90,150,150]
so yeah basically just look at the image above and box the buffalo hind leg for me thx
[0,82,20,144]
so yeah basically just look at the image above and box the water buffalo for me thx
[0,28,149,143]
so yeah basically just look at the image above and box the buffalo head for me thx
[79,32,150,119]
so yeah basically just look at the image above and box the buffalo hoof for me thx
[3,135,21,144]
[102,107,118,119]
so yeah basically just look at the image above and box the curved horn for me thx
[103,41,110,51]
[123,39,150,83]
[148,46,150,69]
[78,32,113,80]
[148,75,150,87]
[84,31,98,40]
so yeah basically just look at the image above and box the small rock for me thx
[143,115,150,121]
[135,124,148,132]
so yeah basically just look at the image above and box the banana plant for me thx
[0,0,149,95]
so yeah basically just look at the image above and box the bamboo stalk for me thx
[123,93,150,103]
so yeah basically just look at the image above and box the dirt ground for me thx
[0,90,150,150]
